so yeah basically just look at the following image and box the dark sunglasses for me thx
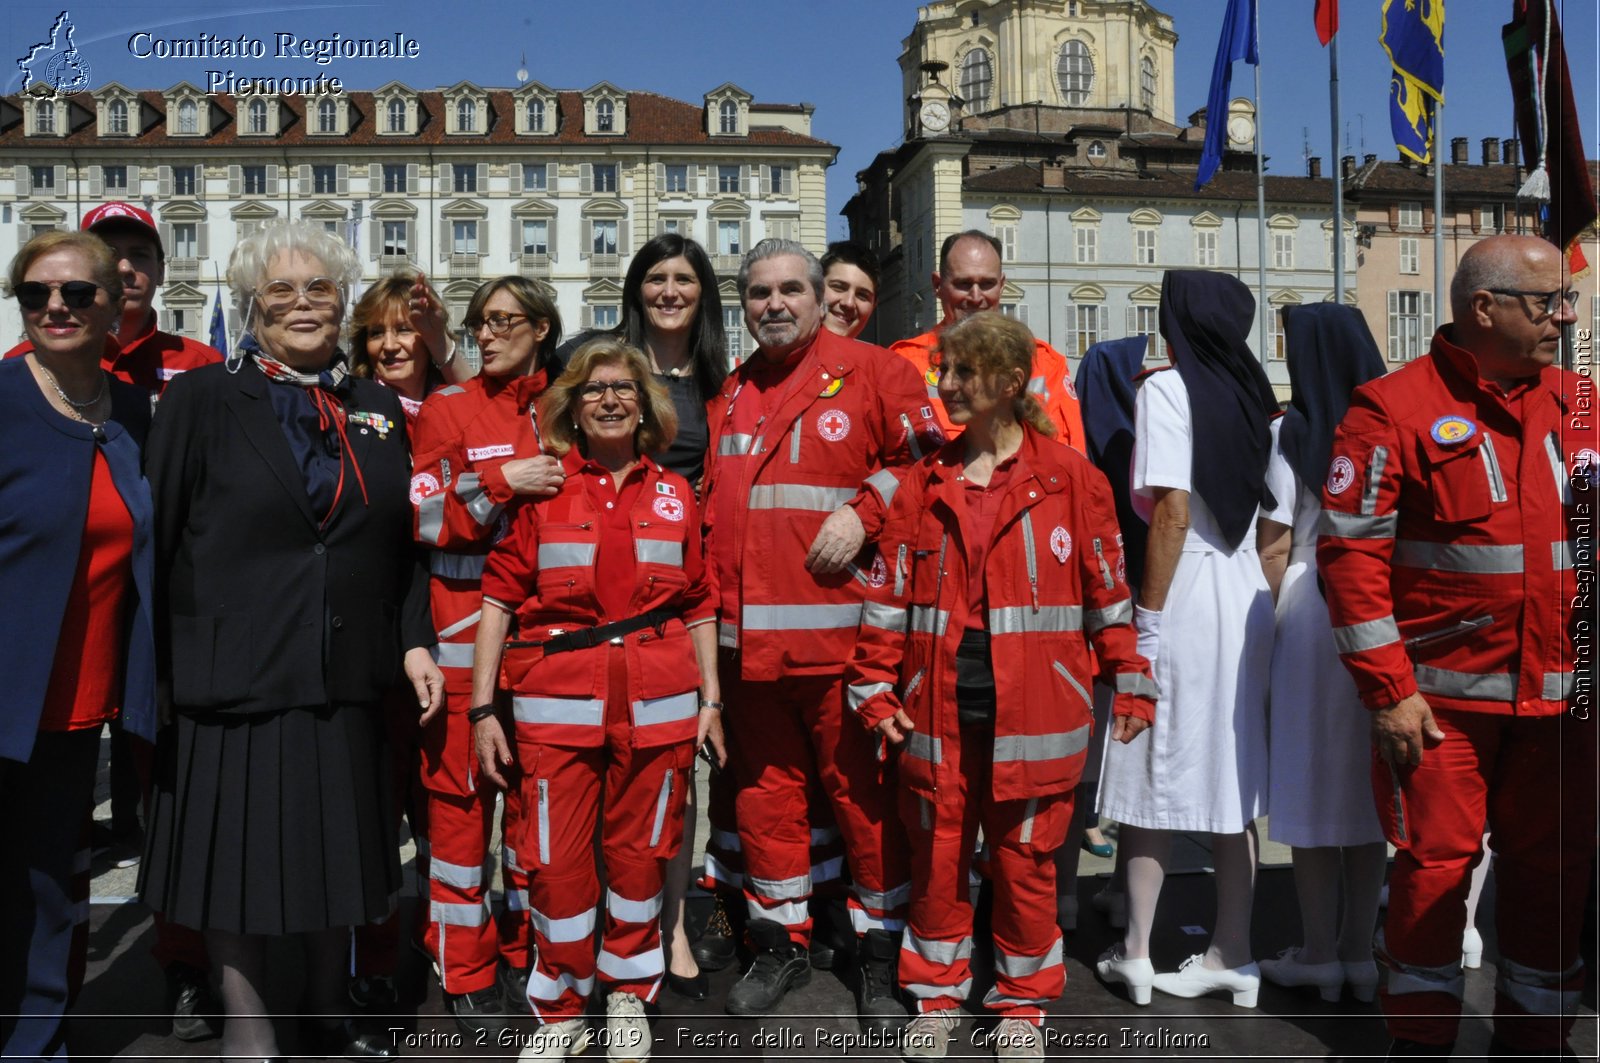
[14,280,104,311]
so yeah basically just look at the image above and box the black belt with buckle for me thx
[506,608,681,655]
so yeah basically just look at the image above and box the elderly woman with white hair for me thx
[141,221,443,1061]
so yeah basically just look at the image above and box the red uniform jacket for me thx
[1317,328,1589,716]
[845,427,1155,803]
[481,453,715,750]
[6,316,221,400]
[702,327,944,680]
[889,327,1086,453]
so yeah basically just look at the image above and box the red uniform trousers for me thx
[518,647,691,1020]
[353,694,430,977]
[723,661,909,947]
[1373,708,1596,1051]
[898,726,1071,1024]
[701,768,846,898]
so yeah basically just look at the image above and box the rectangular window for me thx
[382,220,408,257]
[103,165,128,193]
[593,163,617,194]
[171,223,198,259]
[723,306,746,366]
[996,224,1017,262]
[1479,205,1502,233]
[242,165,267,195]
[767,165,793,196]
[766,217,798,243]
[1268,306,1291,360]
[452,219,479,255]
[174,166,197,196]
[717,220,742,256]
[591,219,618,255]
[1386,289,1434,361]
[313,165,338,194]
[1399,237,1420,275]
[1075,226,1097,264]
[717,165,741,194]
[523,163,548,191]
[170,308,187,335]
[1195,228,1218,266]
[1128,304,1162,360]
[383,164,407,193]
[1072,303,1105,356]
[662,218,681,234]
[1398,201,1423,229]
[593,305,619,329]
[1273,231,1294,270]
[452,164,476,194]
[665,164,689,193]
[31,166,54,192]
[521,219,549,255]
[1135,228,1158,266]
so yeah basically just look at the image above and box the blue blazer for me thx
[0,357,157,763]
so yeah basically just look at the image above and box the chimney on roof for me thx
[1482,137,1501,165]
[1308,156,1322,178]
[1341,154,1356,178]
[1364,153,1377,167]
[1451,137,1468,165]
[1503,138,1520,169]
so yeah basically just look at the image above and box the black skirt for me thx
[141,703,400,935]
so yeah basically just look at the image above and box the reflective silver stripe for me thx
[866,467,900,508]
[748,898,808,926]
[598,948,664,981]
[529,969,595,1001]
[431,901,487,927]
[537,779,550,864]
[1051,661,1092,711]
[849,909,907,934]
[1393,540,1524,574]
[437,609,482,640]
[1413,664,1516,702]
[814,854,847,879]
[1384,959,1465,1000]
[747,483,856,512]
[456,472,501,526]
[1114,672,1159,699]
[431,642,475,669]
[1480,436,1508,503]
[742,603,862,630]
[531,906,597,943]
[905,731,943,764]
[811,825,841,844]
[853,881,910,911]
[1554,541,1574,571]
[1543,672,1574,700]
[988,605,1083,634]
[430,551,486,580]
[861,600,907,633]
[1317,508,1398,540]
[1084,599,1133,633]
[910,605,950,636]
[505,888,529,912]
[513,697,605,727]
[436,385,465,397]
[1026,375,1048,395]
[634,691,698,728]
[1019,797,1038,844]
[1361,446,1389,516]
[649,770,673,847]
[901,413,924,460]
[709,828,742,851]
[503,845,523,875]
[417,493,446,545]
[718,433,754,457]
[749,872,812,901]
[1332,616,1402,654]
[429,858,482,889]
[718,620,738,648]
[1020,512,1039,597]
[635,539,683,566]
[789,419,803,463]
[605,889,665,926]
[847,681,894,712]
[993,938,1063,978]
[905,977,974,1000]
[538,541,596,568]
[993,725,1090,763]
[701,852,741,886]
[902,931,974,967]
[1546,432,1570,505]
[1498,957,1583,1015]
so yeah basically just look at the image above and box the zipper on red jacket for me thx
[931,532,949,795]
[1019,511,1040,610]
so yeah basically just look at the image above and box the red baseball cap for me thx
[81,201,161,249]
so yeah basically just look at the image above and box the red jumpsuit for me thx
[482,452,712,1018]
[847,427,1154,1023]
[409,373,546,995]
[701,326,944,946]
[1318,329,1595,1052]
[889,328,1086,452]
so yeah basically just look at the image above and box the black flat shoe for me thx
[308,1015,397,1060]
[664,968,710,1000]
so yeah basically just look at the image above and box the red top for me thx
[5,315,222,399]
[38,449,135,732]
[575,452,649,621]
[960,457,1019,630]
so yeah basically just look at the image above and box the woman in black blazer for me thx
[141,221,442,1062]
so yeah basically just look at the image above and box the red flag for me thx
[1315,0,1339,45]
[1503,0,1596,253]
[1570,243,1591,283]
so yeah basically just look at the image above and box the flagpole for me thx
[1254,0,1268,367]
[1330,30,1345,305]
[1433,99,1445,317]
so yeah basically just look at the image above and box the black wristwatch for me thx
[466,703,498,724]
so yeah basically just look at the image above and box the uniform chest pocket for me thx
[1421,435,1497,525]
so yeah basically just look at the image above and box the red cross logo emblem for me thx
[817,408,851,442]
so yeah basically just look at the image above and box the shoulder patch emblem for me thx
[925,368,940,388]
[1326,455,1357,495]
[1429,416,1477,446]
[409,471,441,505]
[819,377,843,398]
[867,552,888,588]
[818,409,851,442]
[1049,526,1072,564]
[655,481,677,497]
[653,496,685,522]
[468,443,516,462]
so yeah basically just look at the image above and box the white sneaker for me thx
[902,1010,960,1060]
[605,991,651,1062]
[992,1017,1043,1060]
[519,1017,593,1060]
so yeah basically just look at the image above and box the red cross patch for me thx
[818,409,851,442]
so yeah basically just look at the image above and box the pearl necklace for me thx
[37,359,108,422]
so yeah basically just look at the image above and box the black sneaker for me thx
[446,985,508,1040]
[726,919,810,1016]
[497,960,532,1015]
[854,928,907,1033]
[348,974,399,1013]
[166,961,221,1042]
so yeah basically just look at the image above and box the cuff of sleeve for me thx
[854,692,900,731]
[1358,670,1417,711]
[848,492,885,540]
[1111,692,1157,724]
[481,464,514,504]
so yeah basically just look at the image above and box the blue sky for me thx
[8,0,1596,237]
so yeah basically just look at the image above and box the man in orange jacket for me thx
[889,231,1084,452]
[1318,235,1595,1058]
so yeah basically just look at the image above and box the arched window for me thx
[456,97,476,132]
[387,98,405,132]
[1140,56,1156,111]
[178,99,197,134]
[719,99,738,134]
[317,98,337,133]
[35,99,55,133]
[1087,140,1107,160]
[960,48,993,112]
[247,99,267,133]
[109,98,128,134]
[596,98,614,132]
[527,97,545,132]
[1056,40,1094,105]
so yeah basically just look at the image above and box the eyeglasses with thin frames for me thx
[1488,288,1580,317]
[465,312,529,336]
[257,277,341,313]
[578,380,641,402]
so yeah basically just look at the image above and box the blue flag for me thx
[1195,0,1258,190]
[208,293,228,354]
[1382,0,1445,162]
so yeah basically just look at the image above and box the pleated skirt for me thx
[141,703,400,935]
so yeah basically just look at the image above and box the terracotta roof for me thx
[964,162,1340,204]
[0,87,834,152]
[1347,158,1600,198]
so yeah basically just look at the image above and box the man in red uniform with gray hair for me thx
[1318,234,1595,1058]
[702,239,943,1027]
